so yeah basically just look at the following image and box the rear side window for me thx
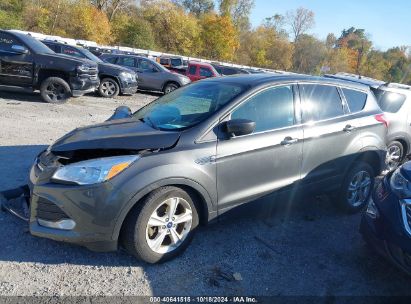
[118,57,136,68]
[342,88,367,113]
[188,65,197,75]
[200,67,213,77]
[372,89,406,113]
[301,84,344,122]
[103,56,117,64]
[231,86,295,133]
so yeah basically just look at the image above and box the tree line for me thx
[0,0,410,84]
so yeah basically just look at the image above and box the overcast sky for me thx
[249,0,411,50]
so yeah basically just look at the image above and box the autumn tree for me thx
[0,0,24,29]
[200,13,239,61]
[218,0,254,32]
[173,0,215,16]
[142,0,201,55]
[292,34,326,74]
[285,7,315,42]
[111,11,155,49]
[90,0,133,21]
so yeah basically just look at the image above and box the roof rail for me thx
[383,82,411,90]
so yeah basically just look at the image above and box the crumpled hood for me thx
[50,118,180,154]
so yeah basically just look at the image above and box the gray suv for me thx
[100,54,191,94]
[22,74,386,263]
[326,73,411,170]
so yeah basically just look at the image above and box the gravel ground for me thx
[0,90,410,297]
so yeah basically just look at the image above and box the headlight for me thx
[179,75,191,84]
[76,64,93,73]
[390,167,411,198]
[52,155,139,185]
[120,71,136,82]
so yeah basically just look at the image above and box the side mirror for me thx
[11,45,28,55]
[224,119,256,137]
[107,106,132,121]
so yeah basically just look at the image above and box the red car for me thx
[186,61,219,82]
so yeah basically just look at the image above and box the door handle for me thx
[343,124,356,132]
[281,136,298,146]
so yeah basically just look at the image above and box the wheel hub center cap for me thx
[167,222,173,229]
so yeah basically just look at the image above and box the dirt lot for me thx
[0,90,410,297]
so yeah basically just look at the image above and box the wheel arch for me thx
[162,80,180,92]
[353,148,385,176]
[36,69,70,88]
[112,177,216,241]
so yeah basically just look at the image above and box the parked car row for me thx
[0,30,193,103]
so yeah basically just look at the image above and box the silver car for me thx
[327,73,411,170]
[22,74,386,263]
[100,54,191,94]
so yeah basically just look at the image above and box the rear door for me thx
[0,32,33,87]
[216,84,303,211]
[299,83,362,188]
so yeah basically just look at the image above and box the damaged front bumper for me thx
[0,185,30,221]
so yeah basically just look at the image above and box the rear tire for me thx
[121,186,199,263]
[40,77,71,104]
[98,78,120,98]
[386,140,404,171]
[338,161,375,213]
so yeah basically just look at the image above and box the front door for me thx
[137,59,163,91]
[0,32,33,87]
[216,85,303,212]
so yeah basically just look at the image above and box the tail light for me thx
[375,114,389,128]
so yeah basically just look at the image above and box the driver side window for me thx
[231,85,295,133]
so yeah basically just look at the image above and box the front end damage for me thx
[2,116,181,251]
[0,185,31,222]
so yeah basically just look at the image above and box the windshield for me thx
[171,58,183,67]
[22,35,54,54]
[133,81,248,131]
[82,48,103,63]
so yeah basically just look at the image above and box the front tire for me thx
[40,77,71,104]
[338,161,374,213]
[163,83,179,94]
[98,78,120,98]
[121,186,199,263]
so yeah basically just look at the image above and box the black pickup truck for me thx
[0,30,99,103]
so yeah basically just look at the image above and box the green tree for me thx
[292,34,326,74]
[0,0,24,29]
[218,0,254,32]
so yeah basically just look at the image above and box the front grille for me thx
[36,197,69,222]
[401,201,411,236]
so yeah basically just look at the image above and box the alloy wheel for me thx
[45,83,67,102]
[165,84,178,94]
[101,81,116,96]
[145,197,193,254]
[347,170,372,207]
[386,144,402,171]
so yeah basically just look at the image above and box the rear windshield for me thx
[371,88,406,113]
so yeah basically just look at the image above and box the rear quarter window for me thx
[103,56,117,64]
[372,89,406,113]
[341,88,367,113]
